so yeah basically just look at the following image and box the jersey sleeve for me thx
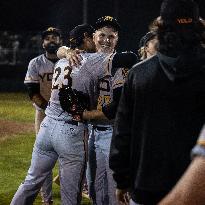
[94,51,138,79]
[24,58,40,84]
[83,52,113,80]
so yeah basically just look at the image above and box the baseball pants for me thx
[87,126,117,205]
[11,116,86,205]
[35,109,53,203]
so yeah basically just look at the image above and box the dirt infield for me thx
[0,120,34,141]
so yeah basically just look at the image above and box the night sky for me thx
[1,0,204,51]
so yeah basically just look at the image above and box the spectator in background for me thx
[138,31,158,60]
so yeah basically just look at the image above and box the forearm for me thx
[82,110,108,121]
[57,46,82,66]
[158,156,205,205]
[31,94,48,110]
[25,83,48,110]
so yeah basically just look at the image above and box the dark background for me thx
[1,0,204,51]
[0,0,204,91]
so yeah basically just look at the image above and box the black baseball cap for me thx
[139,31,157,49]
[42,27,61,39]
[69,24,94,48]
[95,16,121,32]
[160,0,199,25]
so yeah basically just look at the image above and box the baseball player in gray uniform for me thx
[11,24,121,205]
[88,16,122,205]
[24,27,62,205]
[58,17,138,205]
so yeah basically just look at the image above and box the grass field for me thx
[0,92,91,205]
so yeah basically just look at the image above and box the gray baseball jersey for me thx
[46,52,113,121]
[24,54,54,102]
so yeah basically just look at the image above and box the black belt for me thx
[93,126,109,131]
[65,120,79,126]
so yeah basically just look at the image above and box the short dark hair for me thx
[69,24,94,49]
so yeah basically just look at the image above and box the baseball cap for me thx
[42,27,61,39]
[95,16,121,31]
[139,31,157,48]
[69,24,94,48]
[160,0,199,25]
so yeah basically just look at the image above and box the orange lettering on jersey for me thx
[176,18,193,24]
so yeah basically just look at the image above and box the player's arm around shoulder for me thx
[82,110,108,121]
[57,46,83,66]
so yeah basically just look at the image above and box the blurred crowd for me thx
[0,31,43,65]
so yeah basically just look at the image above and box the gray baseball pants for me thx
[11,116,86,205]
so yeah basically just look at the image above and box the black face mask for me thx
[44,42,60,54]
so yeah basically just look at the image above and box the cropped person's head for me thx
[149,0,204,57]
[138,31,158,60]
[69,24,95,52]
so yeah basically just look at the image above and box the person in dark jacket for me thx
[109,0,205,204]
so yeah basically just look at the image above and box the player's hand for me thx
[57,46,69,59]
[66,49,84,67]
[116,188,130,205]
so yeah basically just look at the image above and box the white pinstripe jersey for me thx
[45,52,113,120]
[24,54,55,101]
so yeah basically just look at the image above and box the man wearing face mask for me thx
[24,27,62,205]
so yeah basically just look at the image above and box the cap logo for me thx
[47,27,55,32]
[104,16,113,22]
[176,18,193,24]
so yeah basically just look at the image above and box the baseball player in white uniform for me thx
[24,27,62,205]
[57,18,138,205]
[11,24,117,205]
